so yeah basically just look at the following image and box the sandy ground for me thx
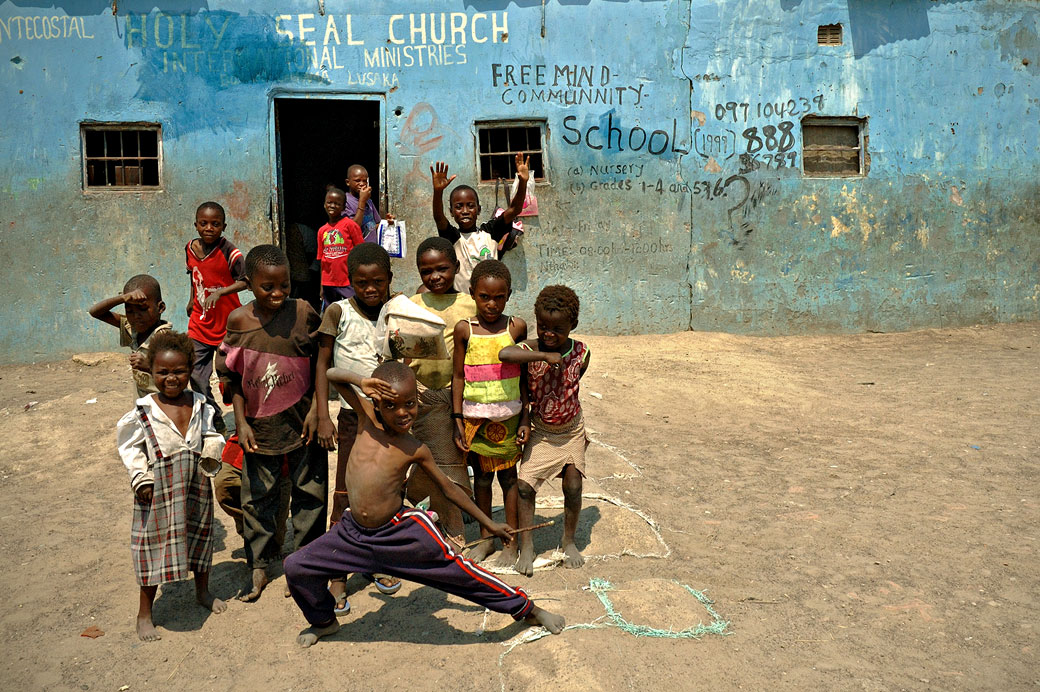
[0,323,1037,691]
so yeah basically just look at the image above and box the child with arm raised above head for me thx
[452,259,530,568]
[499,285,591,577]
[283,361,564,648]
[430,152,530,293]
[89,274,172,400]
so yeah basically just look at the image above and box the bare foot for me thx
[136,615,161,641]
[525,605,565,634]
[465,539,496,563]
[516,543,536,577]
[196,589,227,613]
[296,619,341,648]
[238,568,268,602]
[495,542,519,568]
[562,542,585,569]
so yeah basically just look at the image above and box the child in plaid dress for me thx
[116,331,227,641]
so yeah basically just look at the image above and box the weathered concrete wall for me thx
[0,1,1037,362]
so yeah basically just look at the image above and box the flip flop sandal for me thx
[366,573,402,595]
[329,581,350,615]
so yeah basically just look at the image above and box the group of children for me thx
[92,154,587,646]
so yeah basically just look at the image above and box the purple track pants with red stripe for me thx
[284,506,533,625]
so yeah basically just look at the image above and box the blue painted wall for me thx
[0,1,1037,362]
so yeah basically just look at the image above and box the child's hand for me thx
[202,290,223,311]
[301,408,318,443]
[489,522,514,544]
[357,181,371,205]
[430,162,457,192]
[237,422,259,453]
[135,483,154,504]
[453,421,470,452]
[317,415,337,451]
[514,152,531,182]
[122,288,149,305]
[543,351,563,368]
[361,377,396,402]
[517,422,530,445]
[128,352,148,371]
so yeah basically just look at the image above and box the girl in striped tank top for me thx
[452,260,529,566]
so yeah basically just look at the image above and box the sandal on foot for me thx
[329,580,350,615]
[330,591,350,615]
[366,573,402,595]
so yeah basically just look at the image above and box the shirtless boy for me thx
[283,361,565,647]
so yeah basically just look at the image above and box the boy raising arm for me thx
[284,361,565,647]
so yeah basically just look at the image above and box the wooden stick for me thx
[463,521,555,549]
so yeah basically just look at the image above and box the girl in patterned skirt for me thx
[116,330,227,641]
[451,259,529,566]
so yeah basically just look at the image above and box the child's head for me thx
[347,242,392,309]
[469,259,511,323]
[370,360,418,434]
[345,165,369,197]
[448,185,480,230]
[122,274,165,334]
[534,285,580,352]
[147,330,194,399]
[324,185,346,223]
[244,245,291,313]
[415,237,458,295]
[195,202,227,246]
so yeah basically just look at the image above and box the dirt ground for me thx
[0,323,1037,691]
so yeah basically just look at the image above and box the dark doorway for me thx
[274,97,382,310]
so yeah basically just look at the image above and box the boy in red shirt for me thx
[317,186,365,309]
[186,201,246,432]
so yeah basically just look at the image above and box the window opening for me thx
[802,116,866,177]
[818,24,842,46]
[82,124,161,189]
[476,121,546,182]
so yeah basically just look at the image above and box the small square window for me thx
[818,24,842,46]
[475,121,546,183]
[81,123,162,190]
[802,116,866,177]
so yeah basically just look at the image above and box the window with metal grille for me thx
[476,121,546,182]
[818,24,842,46]
[81,124,162,189]
[802,116,866,177]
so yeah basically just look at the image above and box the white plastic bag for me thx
[376,295,449,360]
[512,172,538,217]
[377,219,407,259]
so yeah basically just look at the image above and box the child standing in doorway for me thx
[343,165,394,243]
[317,186,365,309]
[430,152,530,293]
[116,330,226,641]
[452,259,529,567]
[499,285,590,576]
[186,201,247,431]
